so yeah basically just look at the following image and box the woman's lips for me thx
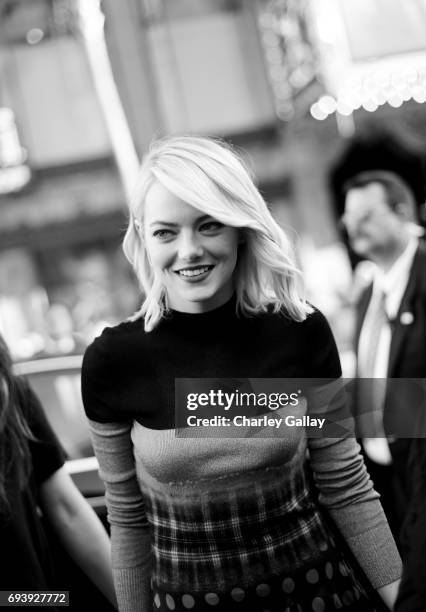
[174,265,214,280]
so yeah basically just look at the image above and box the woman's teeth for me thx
[178,266,211,277]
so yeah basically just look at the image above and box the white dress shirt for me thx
[358,237,419,464]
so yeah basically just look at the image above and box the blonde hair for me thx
[123,135,312,331]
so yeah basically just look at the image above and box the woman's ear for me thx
[133,217,143,235]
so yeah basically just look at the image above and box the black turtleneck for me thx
[82,298,341,429]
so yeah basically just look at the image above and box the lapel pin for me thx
[400,312,414,325]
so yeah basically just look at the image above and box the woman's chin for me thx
[168,285,232,312]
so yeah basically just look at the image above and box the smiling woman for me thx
[122,135,308,331]
[143,182,239,313]
[82,135,401,612]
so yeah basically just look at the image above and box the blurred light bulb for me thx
[339,90,354,107]
[351,96,362,110]
[404,67,418,84]
[388,94,403,108]
[310,103,328,121]
[318,95,337,114]
[336,100,353,116]
[362,99,378,112]
[347,75,362,89]
[375,72,390,88]
[26,28,44,45]
[391,73,404,89]
[363,76,378,93]
[375,91,387,105]
[400,86,412,101]
[413,87,426,103]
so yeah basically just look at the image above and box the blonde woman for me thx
[82,136,401,611]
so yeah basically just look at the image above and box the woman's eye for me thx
[153,229,174,239]
[200,221,224,232]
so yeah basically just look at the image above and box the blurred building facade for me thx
[0,0,136,356]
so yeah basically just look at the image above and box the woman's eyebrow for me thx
[196,215,213,223]
[149,215,213,227]
[149,221,178,227]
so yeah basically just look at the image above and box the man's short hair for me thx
[343,170,418,220]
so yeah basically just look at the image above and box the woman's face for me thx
[143,181,240,313]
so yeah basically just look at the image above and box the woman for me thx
[0,333,116,608]
[82,136,401,611]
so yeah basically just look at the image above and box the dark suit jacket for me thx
[355,242,426,379]
[354,242,426,442]
[354,242,426,611]
[395,438,426,612]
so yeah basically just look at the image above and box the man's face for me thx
[343,182,403,259]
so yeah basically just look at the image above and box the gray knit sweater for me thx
[82,302,402,611]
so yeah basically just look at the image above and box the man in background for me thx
[331,130,426,610]
[342,170,426,542]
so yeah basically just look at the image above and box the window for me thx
[138,0,275,134]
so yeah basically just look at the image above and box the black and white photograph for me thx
[1,1,426,610]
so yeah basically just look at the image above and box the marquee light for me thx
[309,0,426,120]
[310,69,426,120]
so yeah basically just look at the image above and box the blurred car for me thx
[13,354,105,506]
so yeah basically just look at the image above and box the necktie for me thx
[359,290,387,377]
[358,291,392,465]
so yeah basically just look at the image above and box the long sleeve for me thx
[306,311,402,589]
[81,330,153,610]
[309,434,401,589]
[88,419,152,612]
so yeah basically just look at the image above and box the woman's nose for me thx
[177,232,204,261]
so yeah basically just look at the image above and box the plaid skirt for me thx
[139,456,379,611]
[150,550,377,611]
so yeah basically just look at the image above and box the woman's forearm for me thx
[54,494,117,608]
[40,467,117,608]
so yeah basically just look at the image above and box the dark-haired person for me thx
[0,334,116,608]
[342,170,426,542]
